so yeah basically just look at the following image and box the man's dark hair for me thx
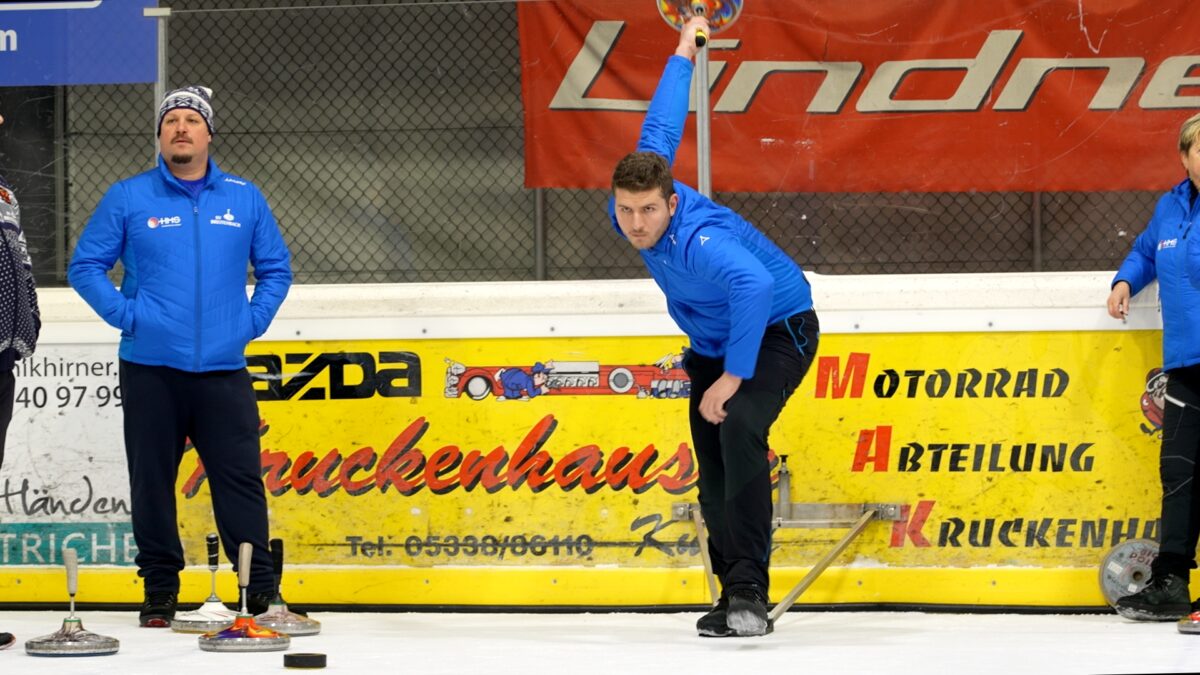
[612,152,675,199]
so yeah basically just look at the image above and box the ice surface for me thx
[1,609,1198,674]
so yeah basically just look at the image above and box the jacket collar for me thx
[648,187,686,254]
[156,155,223,193]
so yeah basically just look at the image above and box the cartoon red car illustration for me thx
[444,356,690,400]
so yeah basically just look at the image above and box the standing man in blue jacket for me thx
[610,17,819,637]
[69,86,292,627]
[0,111,41,651]
[1108,112,1200,621]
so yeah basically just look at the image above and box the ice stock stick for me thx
[271,538,284,584]
[238,542,252,614]
[207,533,220,571]
[206,534,220,600]
[692,1,708,47]
[64,547,78,617]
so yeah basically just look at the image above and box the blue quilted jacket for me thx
[1113,178,1200,371]
[609,56,812,378]
[69,157,291,371]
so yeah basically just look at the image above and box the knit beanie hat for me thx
[157,86,215,136]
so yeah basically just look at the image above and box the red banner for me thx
[518,1,1200,192]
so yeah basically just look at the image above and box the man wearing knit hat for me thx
[69,86,292,627]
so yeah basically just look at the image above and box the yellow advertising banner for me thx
[1,328,1163,607]
[155,329,1162,606]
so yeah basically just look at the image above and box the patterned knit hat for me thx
[157,86,214,136]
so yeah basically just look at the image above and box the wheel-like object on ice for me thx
[1099,538,1158,608]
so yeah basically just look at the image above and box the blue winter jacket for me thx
[609,55,813,378]
[69,157,292,372]
[1113,178,1200,372]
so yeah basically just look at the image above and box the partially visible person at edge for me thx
[0,111,43,649]
[1109,111,1200,621]
[608,16,819,638]
[68,86,292,627]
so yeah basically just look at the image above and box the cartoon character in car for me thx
[496,361,554,400]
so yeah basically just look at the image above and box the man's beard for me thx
[169,153,193,165]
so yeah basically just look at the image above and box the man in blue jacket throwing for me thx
[610,17,819,637]
[69,86,292,626]
[1108,112,1200,621]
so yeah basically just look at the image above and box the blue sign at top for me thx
[0,1,158,86]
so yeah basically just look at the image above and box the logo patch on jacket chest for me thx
[147,215,183,229]
[210,208,241,228]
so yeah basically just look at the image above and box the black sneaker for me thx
[726,587,771,637]
[696,597,731,637]
[1115,573,1190,621]
[139,590,178,627]
[0,632,14,650]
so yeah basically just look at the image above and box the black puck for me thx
[284,652,327,669]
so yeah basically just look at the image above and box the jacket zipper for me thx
[1184,187,1198,239]
[193,197,202,371]
[1182,193,1195,315]
[1171,195,1197,316]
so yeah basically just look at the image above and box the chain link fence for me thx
[0,0,1170,287]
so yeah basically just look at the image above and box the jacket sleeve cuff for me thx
[724,358,756,380]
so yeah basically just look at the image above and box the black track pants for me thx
[684,309,819,594]
[120,360,273,594]
[1154,364,1200,579]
